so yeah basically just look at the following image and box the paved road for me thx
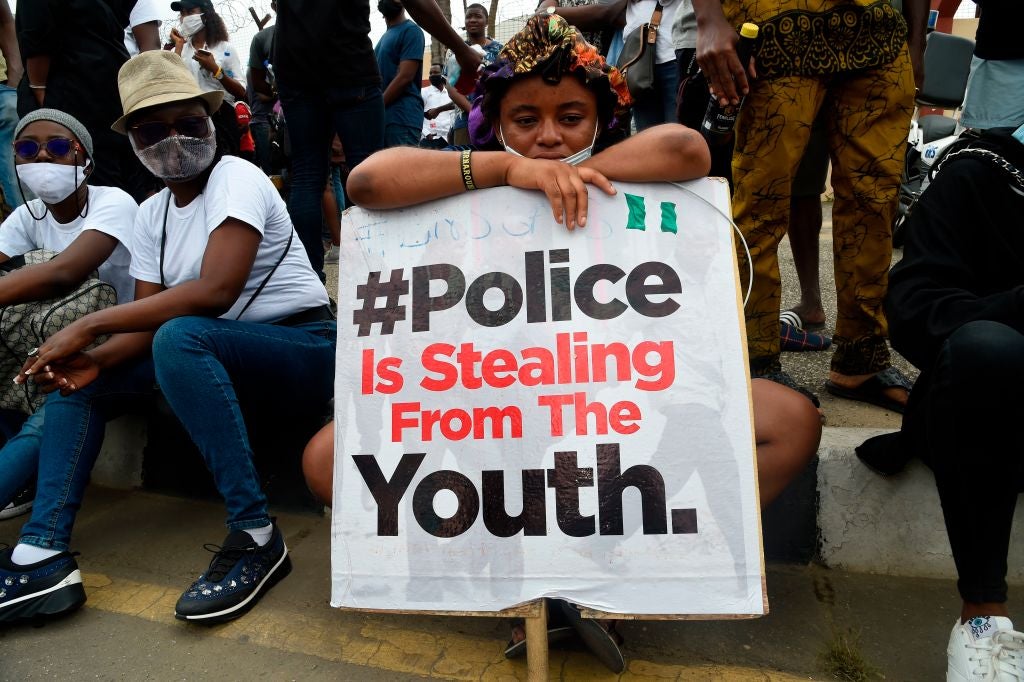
[1,487,957,680]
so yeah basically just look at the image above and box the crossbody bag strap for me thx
[159,190,295,320]
[234,227,294,320]
[648,2,664,42]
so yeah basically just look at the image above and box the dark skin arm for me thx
[250,66,273,98]
[19,219,262,378]
[24,281,163,396]
[402,0,482,85]
[0,0,22,86]
[536,0,627,33]
[902,0,929,90]
[193,50,247,101]
[131,20,162,52]
[25,55,50,106]
[383,59,422,107]
[693,0,755,106]
[0,231,120,307]
[446,83,471,112]
[425,101,457,119]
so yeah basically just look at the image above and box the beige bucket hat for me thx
[112,51,224,134]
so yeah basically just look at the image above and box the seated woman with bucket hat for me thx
[0,50,335,626]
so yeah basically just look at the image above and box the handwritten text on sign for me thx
[333,180,764,616]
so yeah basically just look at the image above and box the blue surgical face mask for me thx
[499,123,600,166]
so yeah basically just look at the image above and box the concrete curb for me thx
[816,427,1024,582]
[90,419,1023,584]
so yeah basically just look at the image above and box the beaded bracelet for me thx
[460,149,477,191]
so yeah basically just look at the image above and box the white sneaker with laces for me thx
[948,616,1024,681]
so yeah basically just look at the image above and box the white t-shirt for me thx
[421,85,455,139]
[130,156,328,323]
[0,185,137,304]
[181,40,244,104]
[124,0,164,56]
[625,0,680,65]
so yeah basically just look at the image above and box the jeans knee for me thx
[153,316,209,358]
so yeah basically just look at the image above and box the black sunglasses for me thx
[129,115,210,147]
[13,137,79,161]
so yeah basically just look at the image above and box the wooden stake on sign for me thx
[525,599,548,681]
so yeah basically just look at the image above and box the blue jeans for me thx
[0,85,20,208]
[279,83,383,280]
[0,408,45,506]
[17,316,336,551]
[384,123,421,148]
[632,60,680,131]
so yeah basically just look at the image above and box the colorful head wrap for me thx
[468,14,632,147]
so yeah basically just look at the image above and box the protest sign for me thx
[332,179,765,617]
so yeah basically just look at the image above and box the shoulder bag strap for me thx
[234,227,294,320]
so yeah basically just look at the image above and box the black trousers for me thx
[913,320,1024,604]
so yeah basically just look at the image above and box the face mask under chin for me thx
[499,122,600,166]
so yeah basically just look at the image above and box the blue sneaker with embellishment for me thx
[0,545,86,623]
[174,522,291,624]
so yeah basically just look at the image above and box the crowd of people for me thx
[0,0,1018,679]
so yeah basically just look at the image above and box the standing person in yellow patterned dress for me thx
[693,0,928,411]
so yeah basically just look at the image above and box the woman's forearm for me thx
[88,331,156,370]
[582,124,711,182]
[348,148,515,209]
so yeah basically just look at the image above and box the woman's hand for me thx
[169,27,186,52]
[193,49,219,75]
[504,158,616,230]
[17,319,97,380]
[23,353,101,396]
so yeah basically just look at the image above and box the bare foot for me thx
[789,303,826,328]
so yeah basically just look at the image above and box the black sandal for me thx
[555,599,625,673]
[503,600,575,659]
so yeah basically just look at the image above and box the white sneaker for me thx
[948,616,1024,681]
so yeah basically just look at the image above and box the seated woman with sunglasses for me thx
[0,109,136,522]
[305,15,822,673]
[0,51,334,626]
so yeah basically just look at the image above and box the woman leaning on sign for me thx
[302,14,822,673]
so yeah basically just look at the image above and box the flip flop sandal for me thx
[825,366,913,414]
[555,599,626,673]
[780,309,826,332]
[780,321,831,352]
[504,604,576,659]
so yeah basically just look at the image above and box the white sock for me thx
[244,523,274,547]
[11,543,60,565]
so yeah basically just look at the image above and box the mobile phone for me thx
[196,48,213,57]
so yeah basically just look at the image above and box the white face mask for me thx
[499,123,600,166]
[16,162,88,205]
[179,14,205,38]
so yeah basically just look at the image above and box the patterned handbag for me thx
[0,249,118,413]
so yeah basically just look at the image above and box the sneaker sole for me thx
[174,546,292,624]
[0,569,86,624]
[0,500,33,521]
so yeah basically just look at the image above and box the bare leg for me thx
[787,194,826,327]
[752,378,822,505]
[302,422,334,506]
